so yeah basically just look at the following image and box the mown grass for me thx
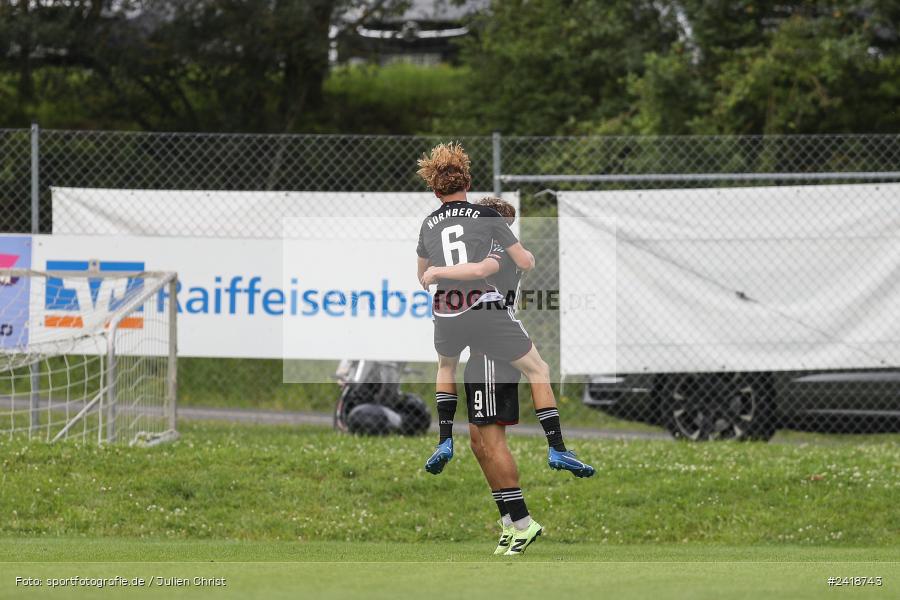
[1,422,897,546]
[3,543,897,600]
[5,538,899,563]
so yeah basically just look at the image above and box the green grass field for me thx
[1,422,898,598]
[2,540,897,600]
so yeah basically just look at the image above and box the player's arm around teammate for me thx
[421,256,500,286]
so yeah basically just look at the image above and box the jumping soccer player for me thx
[421,197,594,478]
[415,143,533,467]
[422,197,594,555]
[414,144,590,554]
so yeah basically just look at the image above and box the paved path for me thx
[177,405,671,441]
[9,399,866,444]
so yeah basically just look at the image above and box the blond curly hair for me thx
[477,196,516,225]
[416,142,471,196]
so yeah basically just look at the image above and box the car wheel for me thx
[346,404,402,436]
[393,393,432,436]
[661,373,776,441]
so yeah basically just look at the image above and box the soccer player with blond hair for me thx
[415,143,594,555]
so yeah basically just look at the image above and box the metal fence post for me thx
[29,123,40,436]
[30,123,40,234]
[492,131,502,197]
[167,276,178,432]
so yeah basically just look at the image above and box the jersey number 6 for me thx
[441,224,468,266]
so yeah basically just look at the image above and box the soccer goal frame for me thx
[0,268,178,445]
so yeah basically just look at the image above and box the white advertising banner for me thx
[35,191,520,361]
[51,188,518,238]
[558,184,900,375]
[31,233,433,360]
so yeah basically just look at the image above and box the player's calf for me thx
[436,391,458,444]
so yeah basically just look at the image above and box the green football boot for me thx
[493,520,517,555]
[504,519,543,556]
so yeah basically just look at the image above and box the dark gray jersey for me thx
[417,200,519,314]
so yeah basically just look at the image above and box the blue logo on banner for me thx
[0,236,32,349]
[44,260,145,329]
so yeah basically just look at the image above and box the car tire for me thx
[661,372,776,441]
[393,393,431,436]
[346,404,402,436]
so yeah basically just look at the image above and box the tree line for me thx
[1,0,899,135]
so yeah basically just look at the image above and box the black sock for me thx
[500,488,529,522]
[491,490,507,519]
[436,392,457,442]
[535,407,566,451]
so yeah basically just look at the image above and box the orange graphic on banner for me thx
[45,315,144,329]
[44,315,83,328]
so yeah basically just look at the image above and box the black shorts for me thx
[464,352,521,425]
[433,301,532,364]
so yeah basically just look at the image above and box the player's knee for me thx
[482,443,509,464]
[468,425,485,457]
[469,436,484,459]
[479,433,506,460]
[479,442,497,462]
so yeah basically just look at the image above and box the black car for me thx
[582,370,900,441]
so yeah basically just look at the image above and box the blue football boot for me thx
[548,448,595,478]
[424,438,454,475]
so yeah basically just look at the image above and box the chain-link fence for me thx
[1,128,899,441]
[509,135,900,441]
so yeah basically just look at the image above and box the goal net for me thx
[0,266,178,445]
